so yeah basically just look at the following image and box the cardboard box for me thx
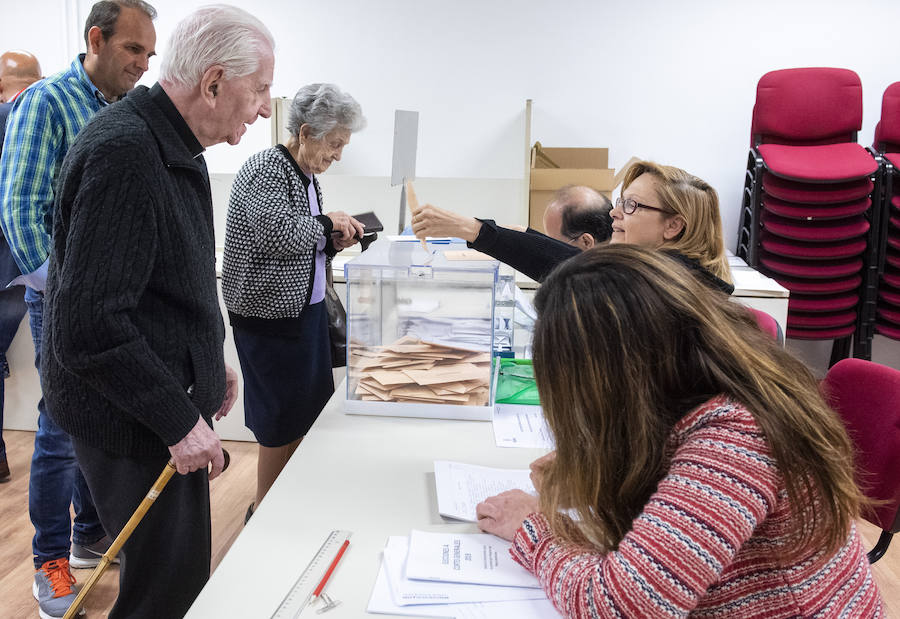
[528,145,632,233]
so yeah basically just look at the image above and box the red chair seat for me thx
[879,289,900,306]
[762,195,870,220]
[877,305,900,325]
[773,273,861,294]
[788,310,856,329]
[876,321,900,340]
[759,231,866,260]
[761,211,869,242]
[891,216,900,231]
[789,292,858,312]
[889,236,900,252]
[762,173,873,204]
[886,250,900,270]
[787,324,856,339]
[759,251,861,279]
[884,269,900,288]
[885,152,900,168]
[759,143,877,182]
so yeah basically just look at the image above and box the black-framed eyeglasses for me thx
[615,197,673,215]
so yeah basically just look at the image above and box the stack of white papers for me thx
[367,531,560,618]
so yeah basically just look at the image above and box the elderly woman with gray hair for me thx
[223,83,366,519]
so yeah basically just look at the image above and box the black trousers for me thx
[73,439,211,619]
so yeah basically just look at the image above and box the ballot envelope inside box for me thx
[343,238,506,421]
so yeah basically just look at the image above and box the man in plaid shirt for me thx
[0,2,156,617]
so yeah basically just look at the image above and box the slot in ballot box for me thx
[343,239,501,421]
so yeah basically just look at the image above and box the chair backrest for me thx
[874,81,900,152]
[746,307,783,344]
[822,358,900,534]
[752,68,863,146]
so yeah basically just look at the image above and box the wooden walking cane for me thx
[63,450,230,619]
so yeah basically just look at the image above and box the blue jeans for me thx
[0,285,26,460]
[25,287,105,566]
[0,233,27,460]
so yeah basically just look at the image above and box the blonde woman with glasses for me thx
[412,160,733,292]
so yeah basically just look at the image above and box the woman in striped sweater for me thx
[476,245,883,617]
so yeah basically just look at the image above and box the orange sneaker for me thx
[32,558,83,619]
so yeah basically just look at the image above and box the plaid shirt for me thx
[0,55,108,279]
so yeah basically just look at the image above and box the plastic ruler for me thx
[271,529,353,618]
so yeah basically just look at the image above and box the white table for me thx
[186,384,547,618]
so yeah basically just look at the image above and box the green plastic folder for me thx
[494,359,540,405]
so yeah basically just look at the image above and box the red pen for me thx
[312,539,350,601]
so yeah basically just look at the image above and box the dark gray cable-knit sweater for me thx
[42,84,226,457]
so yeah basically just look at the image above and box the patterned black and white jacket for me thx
[222,145,337,331]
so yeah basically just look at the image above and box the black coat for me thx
[43,84,226,457]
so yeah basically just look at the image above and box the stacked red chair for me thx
[873,82,900,344]
[736,68,881,364]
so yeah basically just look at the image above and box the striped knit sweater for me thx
[511,396,884,618]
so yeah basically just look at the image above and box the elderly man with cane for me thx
[42,5,275,617]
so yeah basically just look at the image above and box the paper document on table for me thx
[731,267,788,297]
[367,558,456,617]
[492,404,554,449]
[406,530,541,588]
[454,599,560,618]
[434,461,535,522]
[368,554,559,617]
[383,536,546,605]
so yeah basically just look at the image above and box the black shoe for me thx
[0,456,9,482]
[244,502,255,524]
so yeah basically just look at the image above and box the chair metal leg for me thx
[867,530,893,563]
[828,336,852,368]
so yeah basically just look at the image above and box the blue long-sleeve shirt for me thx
[0,55,107,288]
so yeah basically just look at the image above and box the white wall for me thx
[4,0,900,242]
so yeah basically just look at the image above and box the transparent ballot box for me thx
[344,239,500,421]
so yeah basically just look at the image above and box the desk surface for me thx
[187,384,548,618]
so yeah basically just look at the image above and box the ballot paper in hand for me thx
[406,530,541,588]
[383,536,546,605]
[434,461,536,522]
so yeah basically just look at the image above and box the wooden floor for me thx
[0,430,257,618]
[1,429,898,618]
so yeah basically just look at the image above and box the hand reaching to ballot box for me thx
[476,489,540,541]
[411,203,483,243]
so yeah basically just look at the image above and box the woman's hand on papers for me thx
[529,451,555,493]
[476,489,539,541]
[411,204,483,243]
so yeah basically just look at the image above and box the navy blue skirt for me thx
[233,301,334,447]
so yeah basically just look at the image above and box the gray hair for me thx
[287,83,366,140]
[159,4,274,89]
[83,0,157,47]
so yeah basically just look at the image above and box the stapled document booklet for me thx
[383,536,546,605]
[434,460,536,522]
[405,530,541,588]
